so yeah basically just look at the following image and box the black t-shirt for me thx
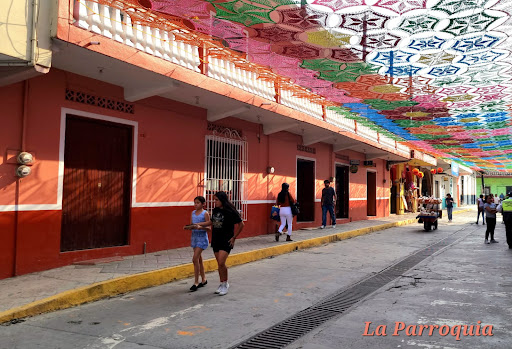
[446,197,454,208]
[322,187,336,206]
[211,207,242,240]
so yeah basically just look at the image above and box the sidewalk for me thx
[0,207,472,323]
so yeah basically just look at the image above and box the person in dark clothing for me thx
[499,192,512,249]
[483,195,498,244]
[445,193,454,222]
[195,191,244,296]
[477,194,485,225]
[321,179,336,229]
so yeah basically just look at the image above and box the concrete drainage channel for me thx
[231,227,471,349]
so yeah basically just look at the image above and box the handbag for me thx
[291,202,300,216]
[287,192,299,216]
[270,205,281,221]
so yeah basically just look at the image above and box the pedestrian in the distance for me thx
[275,183,295,242]
[484,195,498,244]
[445,193,454,222]
[186,196,210,292]
[477,194,485,225]
[196,191,244,296]
[321,179,336,229]
[498,192,512,249]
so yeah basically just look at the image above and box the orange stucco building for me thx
[0,0,416,279]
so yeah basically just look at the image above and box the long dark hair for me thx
[214,191,239,215]
[277,183,293,204]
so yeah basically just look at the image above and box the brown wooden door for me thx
[61,115,132,252]
[367,171,377,216]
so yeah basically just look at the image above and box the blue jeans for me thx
[447,206,453,220]
[322,205,335,226]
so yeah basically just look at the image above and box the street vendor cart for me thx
[416,197,442,231]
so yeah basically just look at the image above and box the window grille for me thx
[205,134,248,220]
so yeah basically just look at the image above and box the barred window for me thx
[205,135,248,220]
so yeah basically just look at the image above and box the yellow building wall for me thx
[0,0,53,67]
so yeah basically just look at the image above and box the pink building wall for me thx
[0,69,390,278]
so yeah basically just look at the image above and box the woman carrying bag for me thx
[275,183,296,242]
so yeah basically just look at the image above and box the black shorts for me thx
[211,237,233,254]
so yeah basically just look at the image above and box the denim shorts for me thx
[191,231,209,250]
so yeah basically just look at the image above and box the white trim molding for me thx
[247,200,275,204]
[132,202,194,207]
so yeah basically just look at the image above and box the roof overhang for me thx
[51,38,410,161]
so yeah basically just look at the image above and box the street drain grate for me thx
[231,229,468,349]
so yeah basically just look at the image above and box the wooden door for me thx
[297,159,315,222]
[367,171,377,216]
[61,115,132,252]
[335,165,349,218]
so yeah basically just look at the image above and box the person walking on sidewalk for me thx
[321,179,336,229]
[445,193,454,222]
[477,194,485,225]
[186,196,210,292]
[484,195,498,244]
[196,191,244,296]
[275,183,295,242]
[499,192,512,249]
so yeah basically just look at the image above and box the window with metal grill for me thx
[205,135,248,220]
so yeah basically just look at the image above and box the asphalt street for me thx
[1,211,511,349]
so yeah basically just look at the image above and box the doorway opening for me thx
[367,171,377,216]
[61,115,132,252]
[461,176,465,205]
[390,184,397,214]
[335,165,349,218]
[297,159,315,222]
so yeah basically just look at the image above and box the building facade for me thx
[0,0,447,278]
[476,173,512,198]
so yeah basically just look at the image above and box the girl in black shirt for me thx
[196,191,244,296]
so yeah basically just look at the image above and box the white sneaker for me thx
[332,224,336,229]
[215,283,224,294]
[219,282,229,296]
[320,225,325,229]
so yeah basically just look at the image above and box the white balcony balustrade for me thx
[379,134,397,150]
[207,57,275,101]
[75,0,200,72]
[397,143,411,157]
[280,90,324,120]
[325,109,356,133]
[356,124,379,143]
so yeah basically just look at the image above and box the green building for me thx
[476,173,512,197]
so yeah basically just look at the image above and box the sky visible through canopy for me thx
[149,0,512,171]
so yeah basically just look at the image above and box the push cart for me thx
[417,213,439,231]
[416,201,442,231]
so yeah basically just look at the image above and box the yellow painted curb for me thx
[0,209,472,324]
